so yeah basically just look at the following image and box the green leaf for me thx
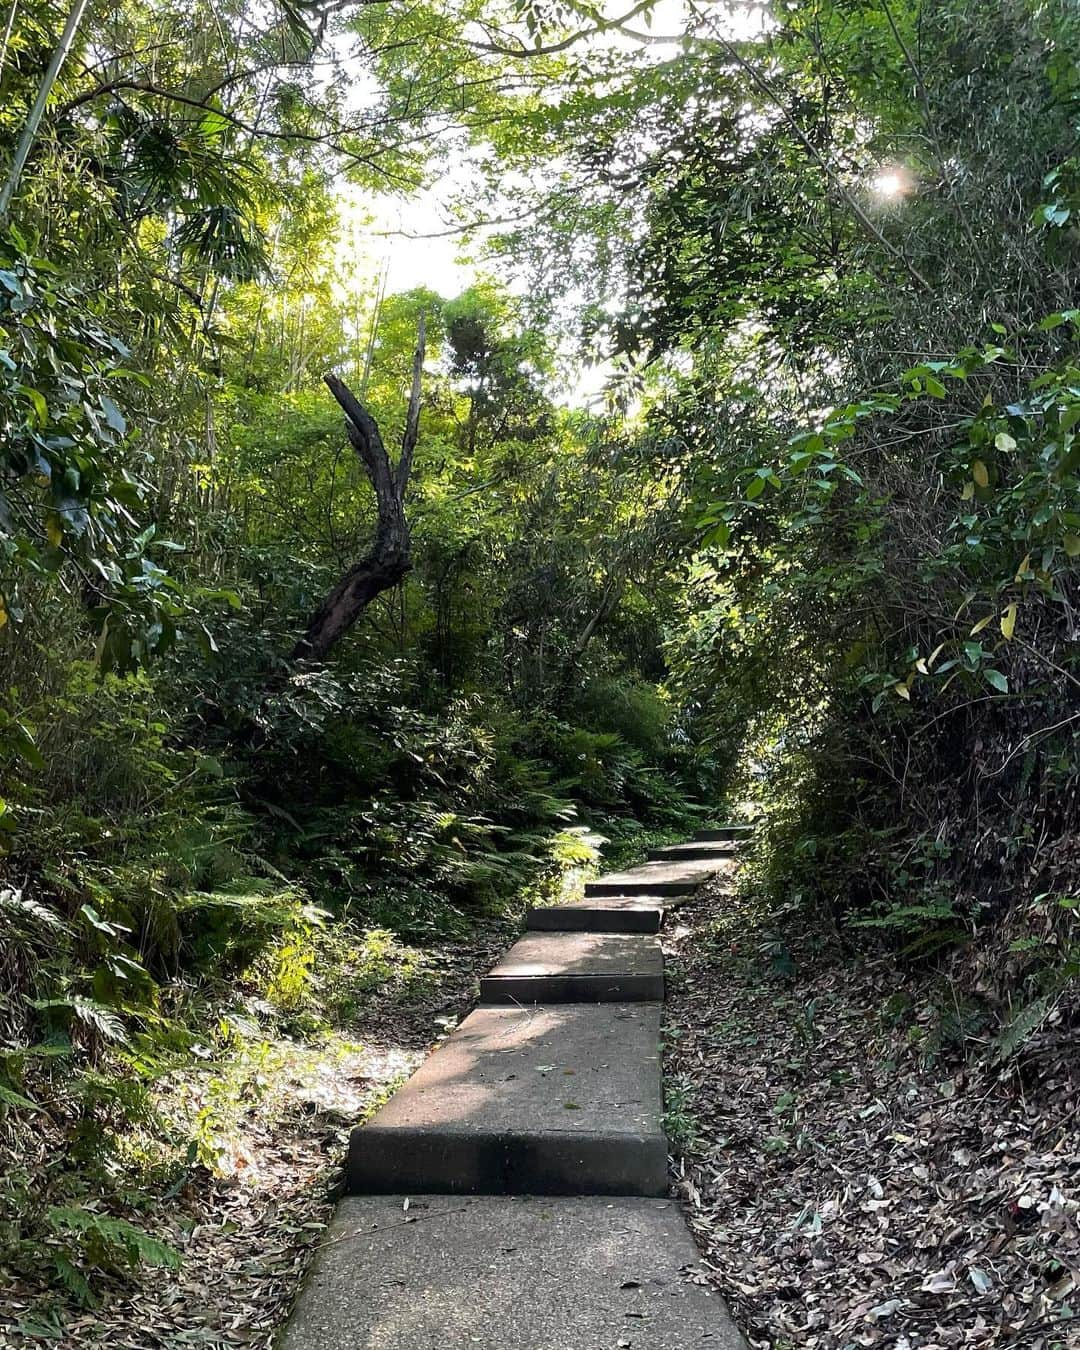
[993,995,1051,1061]
[52,1255,95,1307]
[46,1207,181,1270]
[0,717,44,769]
[19,384,48,425]
[79,904,130,938]
[1039,309,1080,329]
[702,522,730,548]
[31,996,128,1043]
[0,1083,40,1110]
[99,396,126,435]
[984,669,1009,693]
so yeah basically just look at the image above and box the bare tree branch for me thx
[292,316,426,661]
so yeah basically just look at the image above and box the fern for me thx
[0,1082,39,1110]
[993,994,1054,1063]
[47,1206,181,1272]
[52,1254,95,1307]
[176,881,306,929]
[0,886,69,933]
[30,997,129,1044]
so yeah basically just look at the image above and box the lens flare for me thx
[872,169,907,199]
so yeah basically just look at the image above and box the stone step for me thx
[648,840,738,862]
[586,858,716,897]
[695,824,753,841]
[347,1003,667,1196]
[281,1194,746,1350]
[479,931,664,1004]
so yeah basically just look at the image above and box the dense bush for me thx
[615,1,1080,1026]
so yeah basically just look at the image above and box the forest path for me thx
[281,833,749,1349]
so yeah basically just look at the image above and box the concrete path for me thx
[480,931,664,1003]
[526,894,674,933]
[585,857,717,897]
[647,840,737,862]
[287,1196,733,1349]
[346,1002,668,1196]
[283,827,751,1349]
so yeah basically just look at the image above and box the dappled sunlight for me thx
[491,929,649,976]
[352,1001,662,1138]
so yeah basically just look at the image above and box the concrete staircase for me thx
[283,828,751,1349]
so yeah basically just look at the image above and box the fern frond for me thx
[0,887,69,933]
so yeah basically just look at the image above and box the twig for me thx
[314,1203,472,1249]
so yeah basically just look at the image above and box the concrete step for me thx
[695,824,753,841]
[527,895,672,933]
[282,1194,745,1350]
[479,931,664,1004]
[648,840,738,862]
[347,1003,667,1196]
[586,858,716,897]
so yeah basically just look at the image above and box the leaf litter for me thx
[662,871,1078,1350]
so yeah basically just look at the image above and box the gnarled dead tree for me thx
[292,316,425,662]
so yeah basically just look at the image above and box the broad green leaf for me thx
[99,396,126,435]
[20,385,47,425]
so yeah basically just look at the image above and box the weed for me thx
[663,1078,698,1152]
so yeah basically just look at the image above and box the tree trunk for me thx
[292,520,411,661]
[291,315,425,662]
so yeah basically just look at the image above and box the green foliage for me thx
[46,1204,180,1288]
[0,236,179,668]
[465,0,1069,1010]
[0,273,705,1312]
[5,0,1080,1327]
[662,1077,698,1153]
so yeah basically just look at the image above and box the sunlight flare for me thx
[870,167,911,199]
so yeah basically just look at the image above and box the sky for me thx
[351,0,730,295]
[334,1,769,404]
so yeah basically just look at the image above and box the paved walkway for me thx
[283,829,750,1349]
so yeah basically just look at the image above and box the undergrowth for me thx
[0,643,710,1332]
